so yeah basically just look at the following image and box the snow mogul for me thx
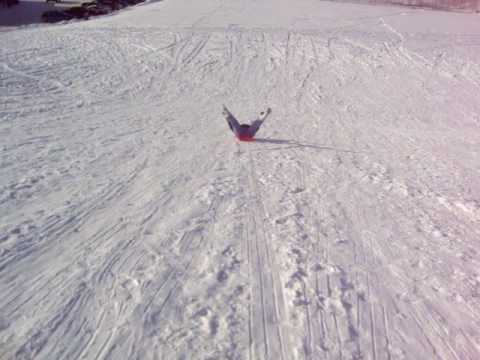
[223,105,271,141]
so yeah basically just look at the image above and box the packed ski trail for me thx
[1,0,480,359]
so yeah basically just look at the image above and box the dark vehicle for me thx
[64,6,90,18]
[97,0,121,10]
[85,4,110,15]
[41,10,73,22]
[41,0,146,24]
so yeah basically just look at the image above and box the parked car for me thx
[85,4,111,16]
[64,6,90,19]
[41,10,73,22]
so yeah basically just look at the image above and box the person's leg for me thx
[223,105,240,133]
[247,108,271,137]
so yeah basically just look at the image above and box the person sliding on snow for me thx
[223,105,271,141]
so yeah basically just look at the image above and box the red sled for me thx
[237,134,255,142]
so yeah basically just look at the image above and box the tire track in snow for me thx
[276,40,374,357]
[0,158,148,277]
[0,159,153,359]
[277,32,343,359]
[181,34,211,67]
[243,148,288,360]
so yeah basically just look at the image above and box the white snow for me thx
[1,0,480,359]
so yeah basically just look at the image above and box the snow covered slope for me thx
[1,0,480,359]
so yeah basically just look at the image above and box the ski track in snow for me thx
[1,0,480,359]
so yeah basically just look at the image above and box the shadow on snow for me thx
[253,138,362,154]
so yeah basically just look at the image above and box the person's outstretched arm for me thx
[248,108,272,136]
[223,105,240,133]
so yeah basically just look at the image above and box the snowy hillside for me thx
[1,0,480,359]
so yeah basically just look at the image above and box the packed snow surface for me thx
[1,0,480,359]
